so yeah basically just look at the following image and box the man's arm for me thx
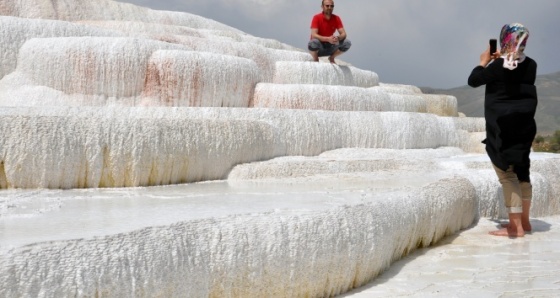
[310,28,327,42]
[336,27,347,41]
[311,28,338,44]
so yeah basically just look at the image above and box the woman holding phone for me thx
[468,23,538,237]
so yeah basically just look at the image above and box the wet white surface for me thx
[1,150,559,297]
[343,216,560,298]
[0,176,421,252]
[3,147,485,252]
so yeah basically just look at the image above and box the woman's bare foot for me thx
[489,227,525,238]
[500,221,532,232]
[328,56,336,64]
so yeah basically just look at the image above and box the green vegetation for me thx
[533,130,560,153]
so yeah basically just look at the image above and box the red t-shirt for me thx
[310,13,343,39]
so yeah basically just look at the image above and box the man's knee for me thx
[339,39,352,52]
[308,39,322,51]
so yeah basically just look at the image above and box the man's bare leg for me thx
[490,212,525,237]
[501,200,532,231]
[310,51,319,62]
[328,49,343,64]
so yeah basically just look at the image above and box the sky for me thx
[117,0,560,89]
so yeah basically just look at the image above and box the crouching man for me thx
[308,0,351,64]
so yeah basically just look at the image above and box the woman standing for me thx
[468,23,538,237]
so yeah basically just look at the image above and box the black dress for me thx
[468,57,538,182]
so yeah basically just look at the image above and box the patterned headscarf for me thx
[499,23,529,70]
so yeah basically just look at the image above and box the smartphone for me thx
[489,39,497,55]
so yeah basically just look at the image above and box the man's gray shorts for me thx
[308,38,352,57]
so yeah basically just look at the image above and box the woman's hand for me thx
[480,46,502,67]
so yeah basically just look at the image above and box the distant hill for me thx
[422,71,560,135]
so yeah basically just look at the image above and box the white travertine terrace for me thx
[0,107,482,189]
[21,38,184,97]
[0,16,124,79]
[0,178,479,298]
[75,20,311,82]
[0,0,239,32]
[385,93,428,113]
[273,61,379,87]
[78,20,302,51]
[1,0,559,297]
[253,83,391,111]
[142,50,260,107]
[377,82,423,94]
[0,108,280,188]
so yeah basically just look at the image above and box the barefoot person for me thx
[308,0,351,64]
[468,23,537,237]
